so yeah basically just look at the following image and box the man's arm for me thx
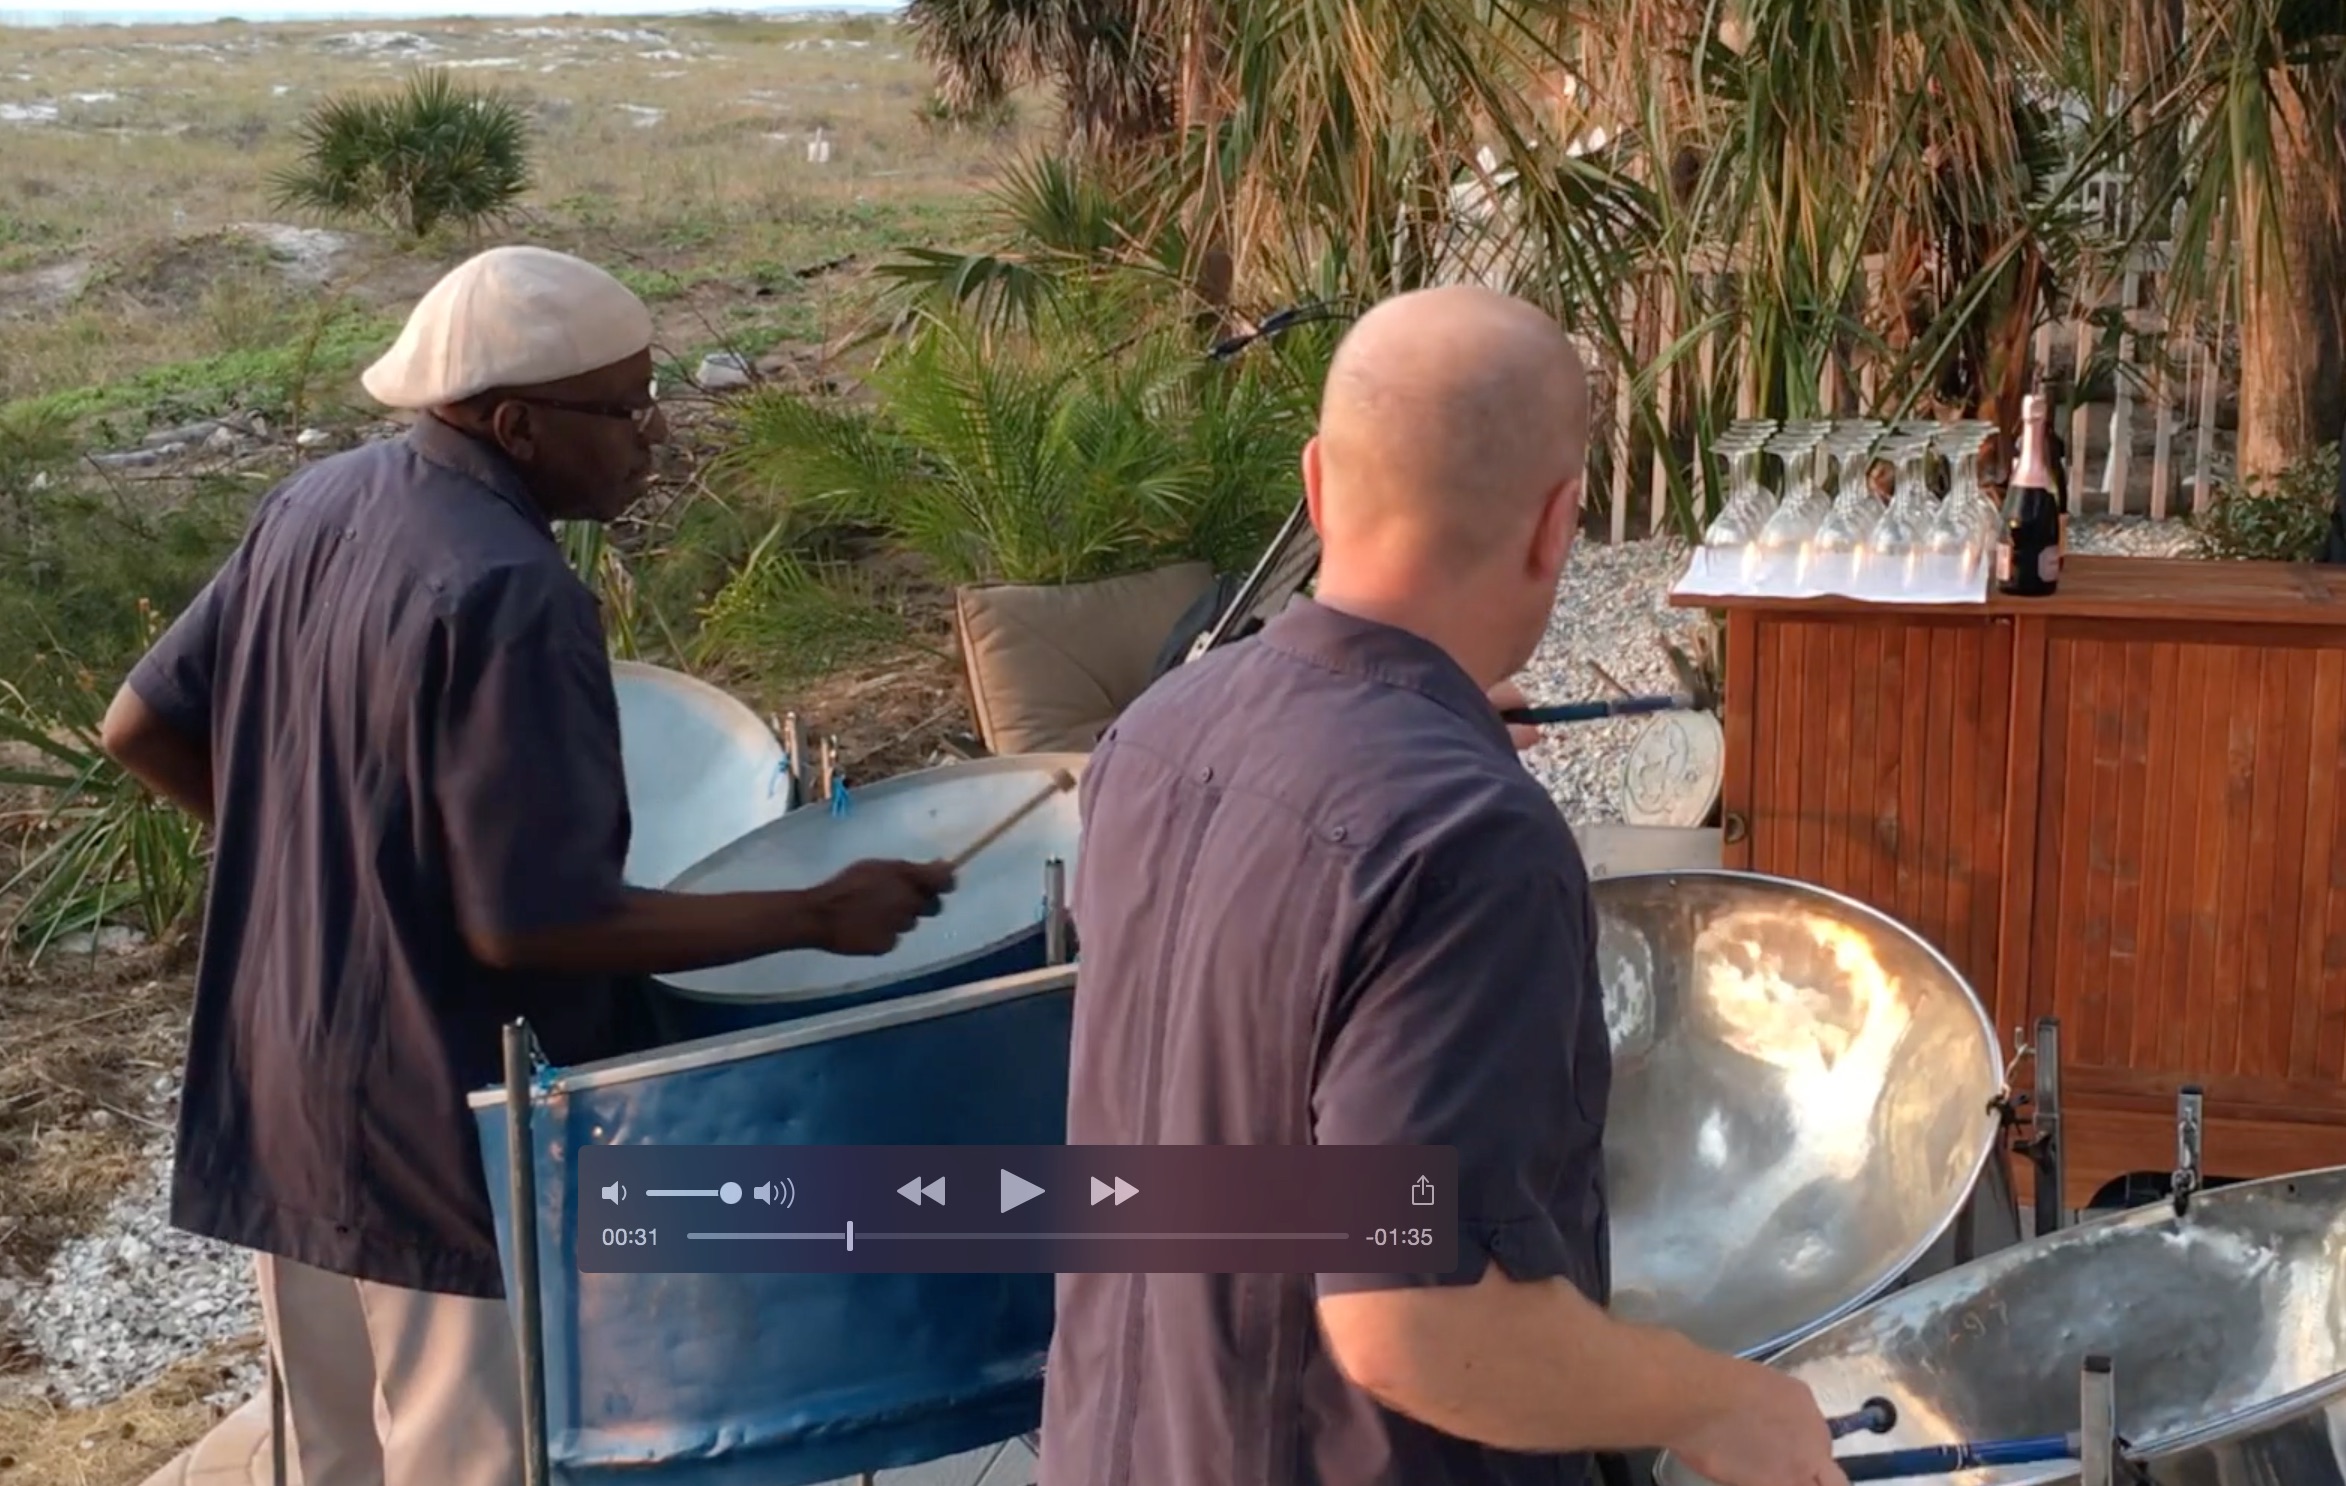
[1308,853,1839,1479]
[434,574,947,979]
[101,685,214,826]
[102,572,238,826]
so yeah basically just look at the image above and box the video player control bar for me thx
[577,1145,1459,1275]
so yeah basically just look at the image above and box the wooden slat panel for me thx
[1741,615,2010,1004]
[2030,629,2346,1121]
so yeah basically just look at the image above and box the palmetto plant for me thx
[715,306,1313,588]
[269,69,534,241]
[0,638,207,964]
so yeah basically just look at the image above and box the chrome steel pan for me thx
[1653,1164,2346,1485]
[610,660,792,889]
[1595,872,2006,1361]
[655,753,1088,1007]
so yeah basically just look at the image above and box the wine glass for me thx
[1698,424,1777,548]
[1750,428,1831,591]
[1809,425,1886,590]
[1864,432,1944,592]
[1919,426,1998,593]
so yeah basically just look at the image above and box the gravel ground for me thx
[6,522,2213,1416]
[17,1141,263,1412]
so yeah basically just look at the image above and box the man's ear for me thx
[1532,471,1582,577]
[487,400,537,462]
[1302,435,1327,536]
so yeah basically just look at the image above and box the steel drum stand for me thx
[503,1019,553,1486]
[2001,1015,2070,1236]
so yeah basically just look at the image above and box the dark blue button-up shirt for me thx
[1039,599,1613,1486]
[129,416,635,1298]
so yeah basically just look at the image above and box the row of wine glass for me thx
[1674,417,2003,603]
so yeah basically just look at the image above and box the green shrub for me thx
[0,646,209,962]
[713,309,1313,588]
[268,69,533,241]
[2191,442,2342,563]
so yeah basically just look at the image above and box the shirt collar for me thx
[405,414,553,537]
[1258,598,1512,751]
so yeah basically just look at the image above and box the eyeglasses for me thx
[508,377,662,435]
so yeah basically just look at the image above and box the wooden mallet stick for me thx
[946,768,1077,872]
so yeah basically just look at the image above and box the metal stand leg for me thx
[503,1021,550,1486]
[2010,1015,2067,1235]
[2078,1355,2118,1486]
[268,1349,287,1486]
[1043,859,1069,966]
[2172,1086,2203,1219]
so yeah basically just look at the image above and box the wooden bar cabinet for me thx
[1676,555,2346,1209]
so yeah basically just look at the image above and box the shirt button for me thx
[1198,766,1213,783]
[1330,825,1348,842]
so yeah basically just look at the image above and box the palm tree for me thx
[899,0,2346,510]
[2068,0,2346,482]
[905,0,1174,153]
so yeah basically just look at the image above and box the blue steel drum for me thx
[646,754,1088,1040]
[610,660,796,889]
[471,965,1075,1486]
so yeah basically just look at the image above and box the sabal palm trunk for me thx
[2236,63,2346,482]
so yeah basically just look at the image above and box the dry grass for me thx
[0,1336,263,1486]
[0,956,192,1287]
[0,11,1046,415]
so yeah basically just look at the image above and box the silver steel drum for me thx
[651,753,1087,1034]
[1596,871,2007,1361]
[610,660,793,888]
[1654,1164,2346,1486]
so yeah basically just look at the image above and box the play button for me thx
[999,1169,1045,1213]
[1089,1177,1138,1206]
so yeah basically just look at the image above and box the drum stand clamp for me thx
[1995,1015,2068,1236]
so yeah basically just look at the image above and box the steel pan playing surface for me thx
[611,660,793,889]
[1595,872,2005,1360]
[653,753,1087,1011]
[1653,1164,2346,1485]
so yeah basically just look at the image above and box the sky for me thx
[1,1,897,23]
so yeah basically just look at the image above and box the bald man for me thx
[1038,286,1845,1486]
[99,247,952,1486]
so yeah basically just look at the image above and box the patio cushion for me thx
[955,563,1216,756]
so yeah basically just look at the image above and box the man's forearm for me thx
[469,888,834,978]
[1321,1272,1741,1455]
[105,727,214,825]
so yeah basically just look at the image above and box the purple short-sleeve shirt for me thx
[128,416,636,1298]
[1039,599,1613,1486]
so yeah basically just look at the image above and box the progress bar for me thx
[688,1232,1351,1241]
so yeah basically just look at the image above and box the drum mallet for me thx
[946,768,1078,872]
[1833,1433,2083,1481]
[1830,1355,2136,1482]
[1500,648,1721,729]
[1826,1399,1897,1440]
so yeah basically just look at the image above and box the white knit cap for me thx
[361,245,655,410]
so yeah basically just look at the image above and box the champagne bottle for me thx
[1996,394,2062,597]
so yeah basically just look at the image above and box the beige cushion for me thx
[955,563,1217,755]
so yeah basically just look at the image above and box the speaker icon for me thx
[600,1182,625,1203]
[753,1178,795,1207]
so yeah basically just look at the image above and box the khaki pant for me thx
[252,1252,526,1486]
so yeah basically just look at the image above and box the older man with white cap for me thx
[99,245,955,1485]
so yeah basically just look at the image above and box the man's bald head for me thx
[1312,285,1589,567]
[1302,286,1591,688]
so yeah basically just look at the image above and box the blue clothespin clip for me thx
[830,777,850,816]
